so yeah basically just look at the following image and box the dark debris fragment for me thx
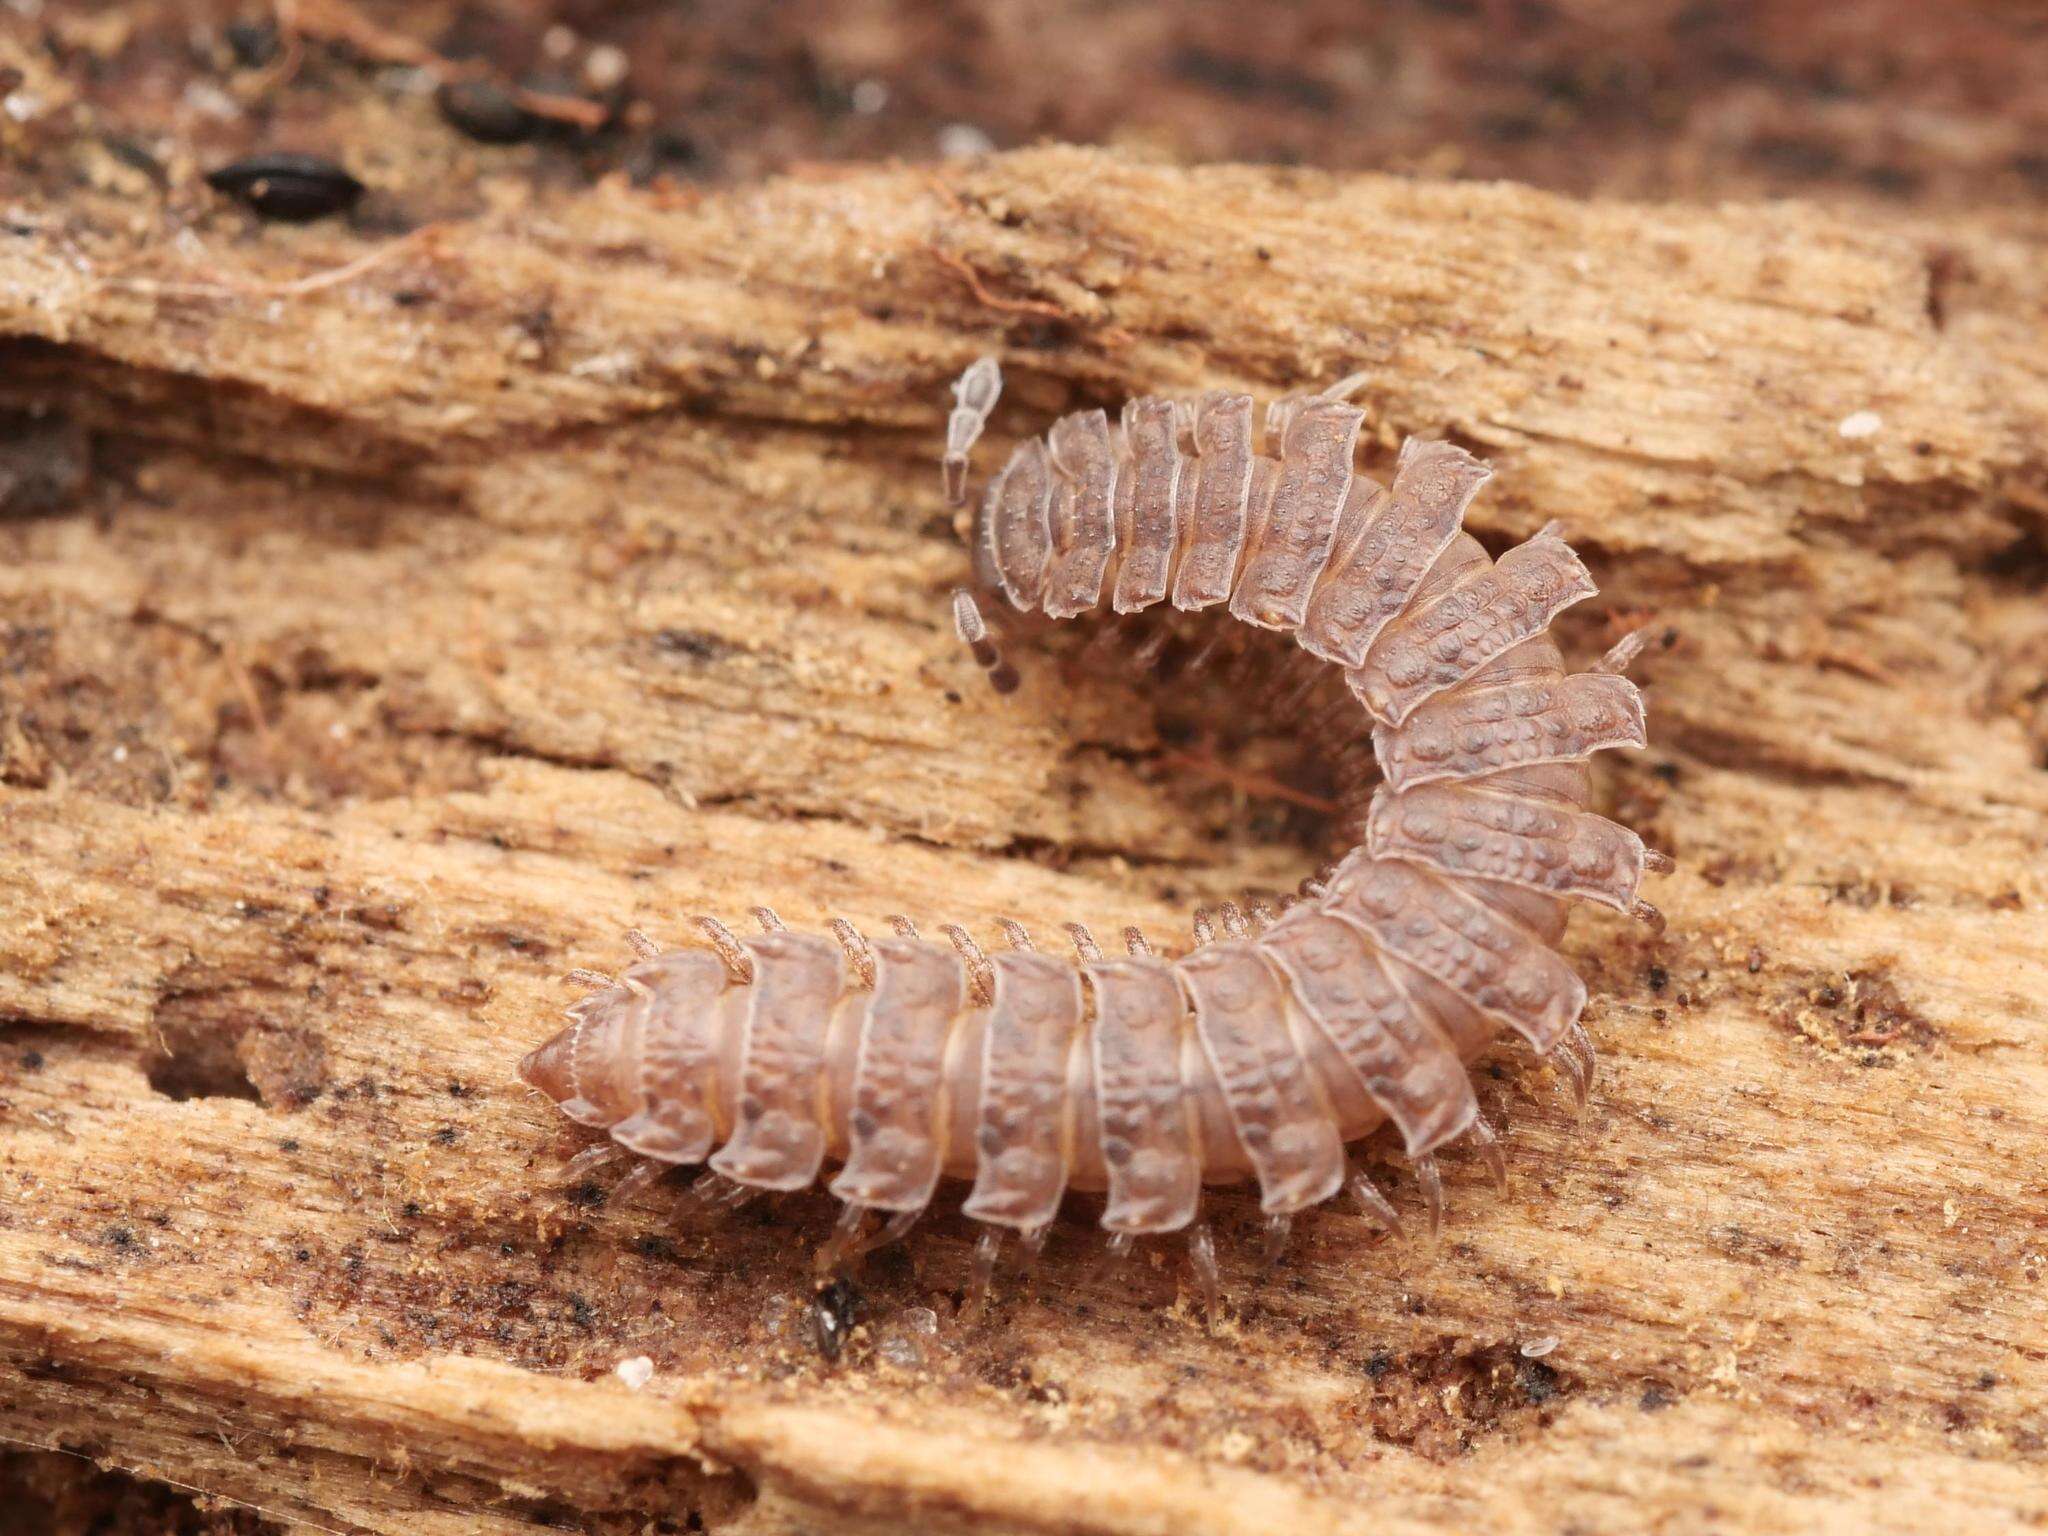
[204,153,366,222]
[436,80,541,145]
[809,1277,861,1362]
[0,410,90,518]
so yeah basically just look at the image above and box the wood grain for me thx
[1,127,2045,1534]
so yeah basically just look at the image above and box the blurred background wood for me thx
[0,3,2044,1533]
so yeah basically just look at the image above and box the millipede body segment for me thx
[521,358,1668,1298]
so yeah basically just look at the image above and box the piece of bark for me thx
[0,142,2044,1536]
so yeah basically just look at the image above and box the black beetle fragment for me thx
[204,153,365,222]
[808,1278,861,1362]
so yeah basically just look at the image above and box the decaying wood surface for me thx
[1,81,2046,1536]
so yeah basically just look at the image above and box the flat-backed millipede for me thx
[519,358,1669,1309]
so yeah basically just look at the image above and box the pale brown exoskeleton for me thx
[520,358,1670,1318]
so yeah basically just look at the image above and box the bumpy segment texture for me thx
[521,375,1654,1236]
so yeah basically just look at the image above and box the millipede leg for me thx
[1215,642,1259,688]
[886,913,921,939]
[1631,899,1668,934]
[858,1206,923,1258]
[815,1200,870,1275]
[1130,623,1177,672]
[1465,1113,1510,1194]
[1245,898,1279,931]
[1186,1218,1223,1318]
[1261,1211,1294,1268]
[828,918,877,988]
[1182,629,1228,676]
[1551,1040,1591,1114]
[1272,659,1329,717]
[560,1141,628,1185]
[939,923,994,1003]
[1073,619,1125,671]
[684,1169,757,1213]
[961,1225,1004,1322]
[1262,396,1304,448]
[996,917,1037,952]
[1346,1161,1403,1236]
[1085,1229,1137,1288]
[1319,368,1374,402]
[750,905,786,932]
[1218,902,1250,939]
[1564,1021,1599,1098]
[1304,691,1360,741]
[565,967,614,989]
[953,588,1020,695]
[1190,909,1217,947]
[1644,849,1677,875]
[1596,625,1659,675]
[610,1159,671,1205]
[1123,926,1155,958]
[1412,1154,1445,1242]
[624,929,661,960]
[1019,1221,1051,1273]
[693,916,754,982]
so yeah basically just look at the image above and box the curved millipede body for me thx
[520,358,1670,1307]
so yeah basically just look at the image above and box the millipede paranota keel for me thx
[519,357,1670,1310]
